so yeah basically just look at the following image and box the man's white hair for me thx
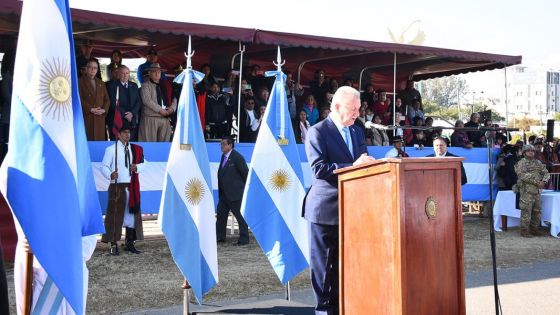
[330,86,360,112]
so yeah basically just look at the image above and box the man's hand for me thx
[538,181,546,189]
[353,153,376,166]
[22,238,32,254]
[159,109,169,117]
[130,164,138,173]
[166,108,174,116]
[110,171,118,180]
[124,112,133,122]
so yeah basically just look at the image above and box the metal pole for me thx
[236,41,245,143]
[285,281,291,301]
[393,53,397,126]
[183,288,191,315]
[486,136,501,315]
[458,89,461,121]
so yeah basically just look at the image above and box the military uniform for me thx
[514,147,550,236]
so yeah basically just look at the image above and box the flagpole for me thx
[183,289,191,315]
[285,281,291,301]
[23,241,33,315]
[236,41,245,143]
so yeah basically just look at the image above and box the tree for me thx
[421,76,469,108]
[508,117,541,131]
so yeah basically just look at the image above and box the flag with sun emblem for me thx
[158,40,218,303]
[240,48,309,284]
[0,0,104,314]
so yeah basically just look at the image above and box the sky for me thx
[70,0,560,99]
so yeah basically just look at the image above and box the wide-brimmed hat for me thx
[146,63,166,71]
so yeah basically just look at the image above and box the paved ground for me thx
[124,260,560,315]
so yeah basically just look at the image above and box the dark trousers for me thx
[309,222,339,315]
[216,198,249,243]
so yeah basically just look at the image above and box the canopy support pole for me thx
[393,53,397,126]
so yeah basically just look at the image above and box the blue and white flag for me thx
[0,0,104,314]
[158,63,218,303]
[241,63,310,284]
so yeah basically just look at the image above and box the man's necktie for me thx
[124,144,131,171]
[343,127,353,158]
[221,155,228,169]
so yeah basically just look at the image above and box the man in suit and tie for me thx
[216,135,250,245]
[106,65,140,141]
[303,86,376,315]
[428,137,468,185]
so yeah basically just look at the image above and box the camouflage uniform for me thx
[514,154,550,234]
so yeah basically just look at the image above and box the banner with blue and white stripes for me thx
[90,143,497,214]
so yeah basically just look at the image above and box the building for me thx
[502,66,560,121]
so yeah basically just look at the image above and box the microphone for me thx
[365,121,390,130]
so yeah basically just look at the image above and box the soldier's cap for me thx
[522,144,535,153]
[147,46,158,56]
[76,38,92,46]
[392,135,404,143]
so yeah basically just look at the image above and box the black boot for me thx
[125,239,141,254]
[125,228,141,254]
[110,242,119,256]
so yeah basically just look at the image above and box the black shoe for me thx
[110,244,119,256]
[233,241,249,246]
[125,241,141,254]
[217,239,226,243]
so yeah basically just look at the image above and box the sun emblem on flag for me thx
[184,178,205,205]
[37,58,72,121]
[269,169,291,192]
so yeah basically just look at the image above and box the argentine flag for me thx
[158,64,218,303]
[241,60,310,284]
[0,0,104,314]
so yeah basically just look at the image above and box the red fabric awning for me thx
[0,0,521,89]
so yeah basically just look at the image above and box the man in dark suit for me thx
[216,135,250,245]
[106,65,140,141]
[428,137,468,185]
[303,86,375,315]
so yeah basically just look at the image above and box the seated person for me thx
[385,135,409,158]
[408,129,428,148]
[451,120,473,148]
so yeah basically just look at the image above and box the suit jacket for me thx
[106,80,140,128]
[427,151,468,185]
[78,76,110,140]
[238,109,258,143]
[139,80,177,118]
[217,149,249,202]
[303,116,368,225]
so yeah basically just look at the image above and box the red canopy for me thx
[0,0,521,89]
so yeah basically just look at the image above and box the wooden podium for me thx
[335,157,466,315]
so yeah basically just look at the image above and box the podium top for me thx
[333,156,464,175]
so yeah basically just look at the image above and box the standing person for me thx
[78,59,110,140]
[138,63,177,142]
[427,137,468,186]
[106,49,122,81]
[216,135,250,246]
[514,144,550,237]
[303,86,375,315]
[106,65,141,141]
[137,46,158,84]
[101,125,146,255]
[0,235,8,315]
